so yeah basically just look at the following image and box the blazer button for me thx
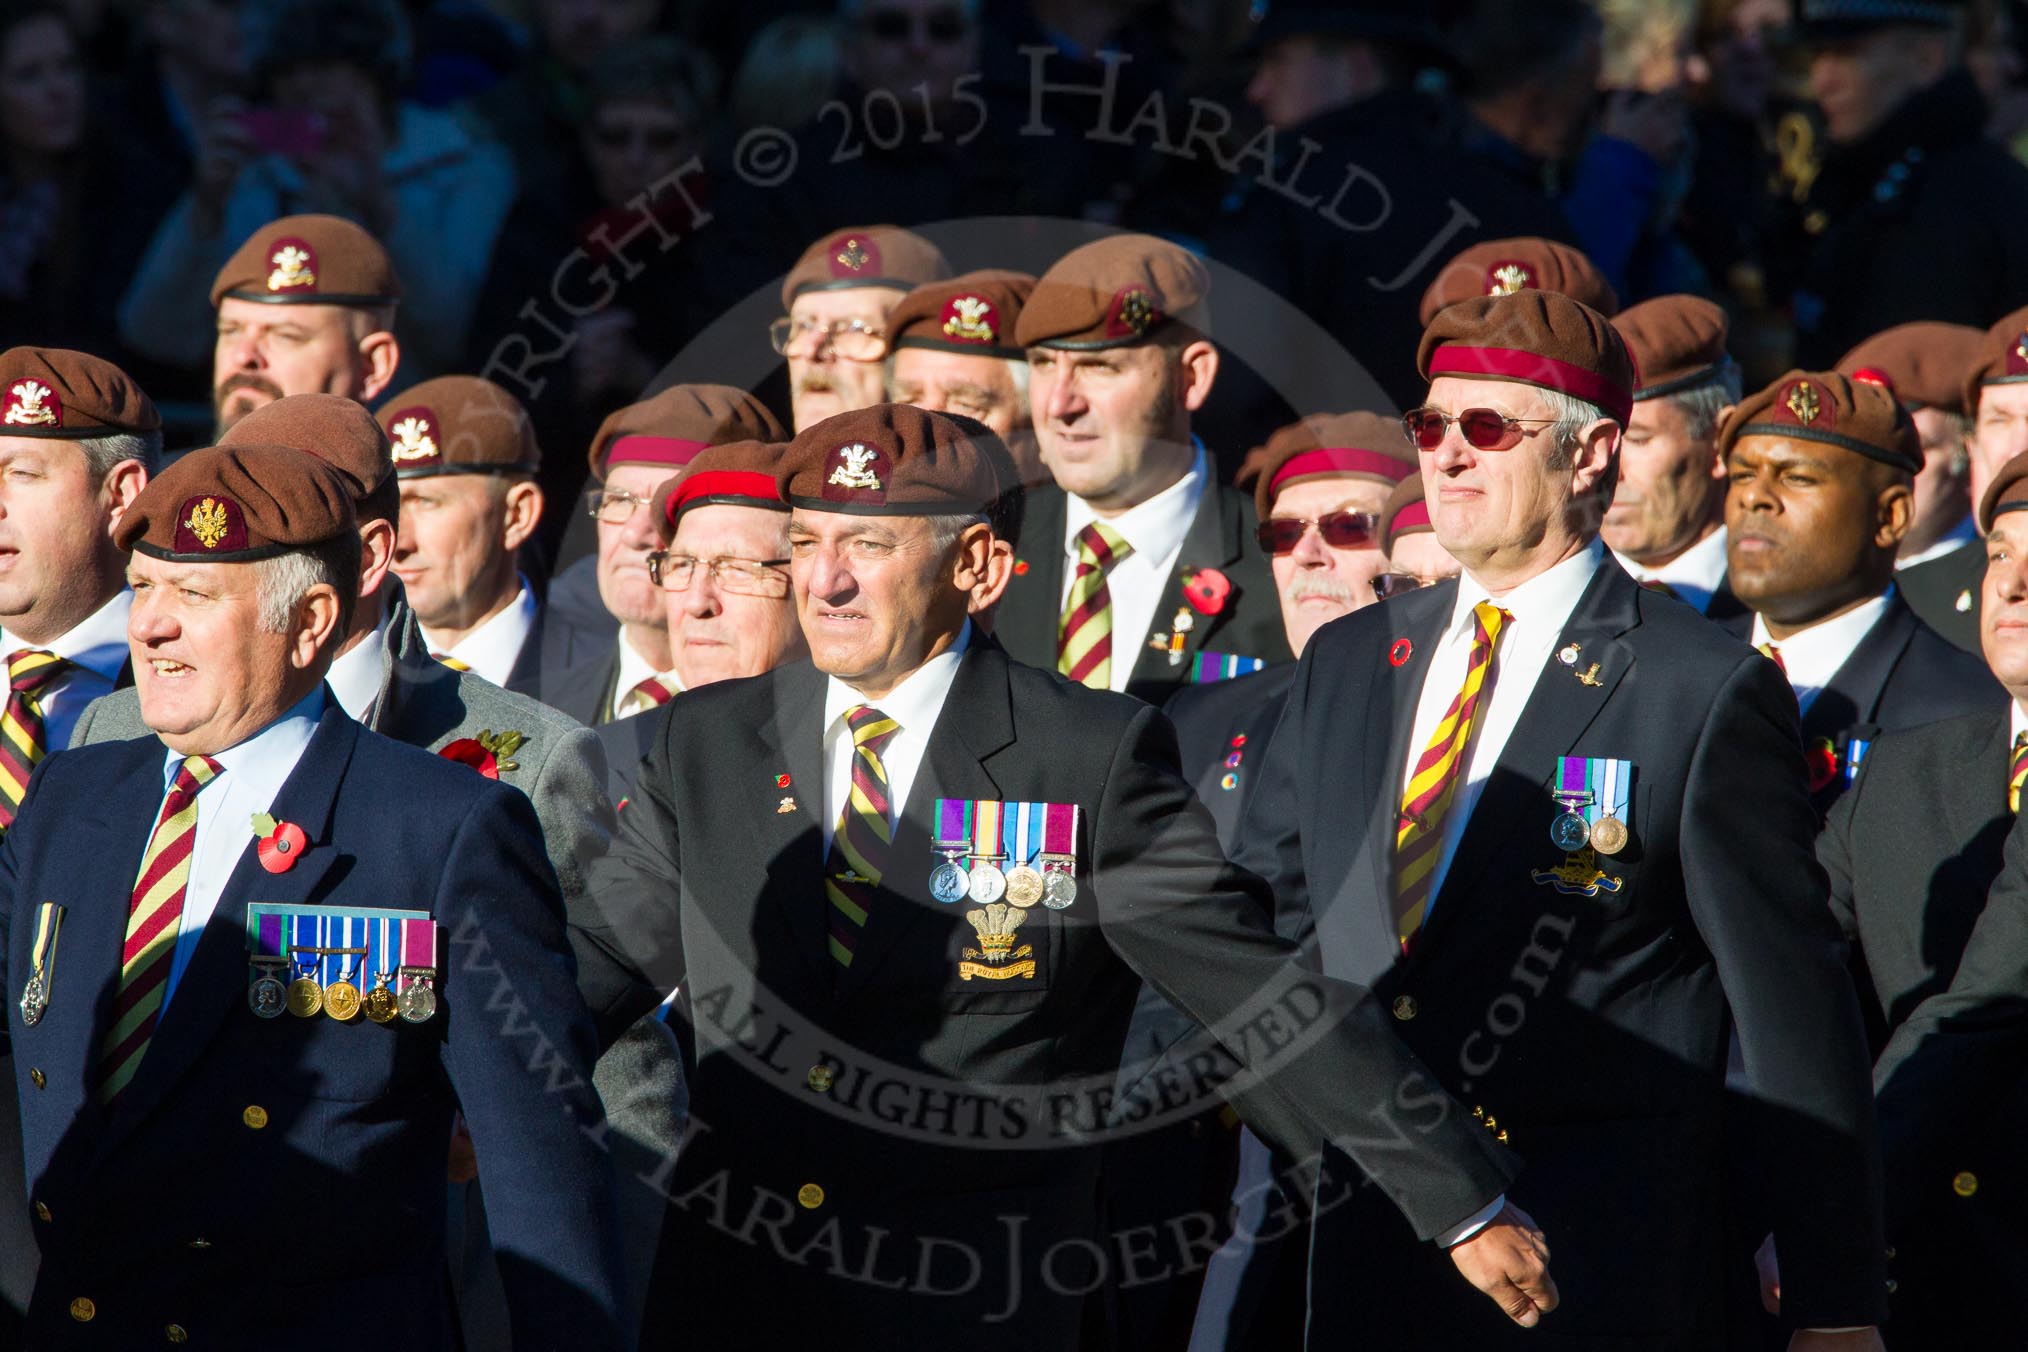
[32,1202,50,1223]
[29,1067,44,1089]
[1391,995,1418,1021]
[797,1183,825,1210]
[807,1065,834,1093]
[242,1105,268,1130]
[69,1297,94,1322]
[165,1324,189,1343]
[1885,1278,1899,1295]
[188,1239,212,1250]
[1952,1170,1978,1197]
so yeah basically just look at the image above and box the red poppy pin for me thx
[250,812,308,874]
[1389,638,1414,667]
[1182,567,1231,616]
[1013,559,1030,576]
[775,773,792,789]
[1804,737,1838,794]
[439,729,526,780]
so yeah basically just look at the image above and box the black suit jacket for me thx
[991,479,1290,706]
[595,702,670,807]
[1235,556,1887,1342]
[569,642,1515,1348]
[1164,664,1298,854]
[1896,538,1983,654]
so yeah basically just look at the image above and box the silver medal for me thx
[967,861,1007,905]
[1550,811,1590,853]
[929,859,971,904]
[1042,869,1077,910]
[18,973,46,1026]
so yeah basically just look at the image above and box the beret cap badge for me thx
[266,239,318,293]
[1488,262,1534,295]
[3,380,59,427]
[389,412,440,465]
[184,497,232,550]
[942,295,998,344]
[826,442,885,493]
[1785,380,1823,425]
[1106,286,1158,340]
[834,236,874,274]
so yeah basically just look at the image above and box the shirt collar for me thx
[2013,698,2027,747]
[613,634,681,705]
[1450,538,1606,638]
[1062,442,1208,565]
[1749,587,1896,680]
[423,578,535,686]
[1,589,132,681]
[1617,526,1729,596]
[823,621,973,742]
[160,685,323,789]
[326,594,394,722]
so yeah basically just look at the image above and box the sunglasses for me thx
[862,8,970,42]
[1255,510,1379,555]
[1402,407,1559,452]
[1372,572,1441,601]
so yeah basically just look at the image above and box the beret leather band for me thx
[1031,316,1172,352]
[1995,499,2028,519]
[1733,421,1923,473]
[667,470,786,524]
[220,288,398,307]
[131,535,299,564]
[784,491,978,517]
[1634,363,1725,402]
[395,461,539,479]
[1428,343,1634,424]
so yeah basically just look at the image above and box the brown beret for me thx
[1417,291,1637,425]
[1718,370,1921,474]
[1612,296,1731,401]
[118,443,357,562]
[218,393,396,522]
[1418,238,1619,328]
[777,403,1004,517]
[1836,322,1983,415]
[657,439,790,537]
[1962,304,2028,415]
[1016,233,1211,350]
[588,384,786,481]
[377,376,538,479]
[1980,449,2028,532]
[1251,411,1417,521]
[1380,474,1433,556]
[0,347,159,439]
[888,271,1037,360]
[780,225,951,309]
[209,214,401,308]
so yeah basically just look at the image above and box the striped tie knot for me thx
[1756,641,1786,675]
[7,648,69,697]
[1059,523,1135,689]
[2010,732,2028,815]
[1073,522,1132,574]
[431,652,472,673]
[168,753,223,806]
[626,674,678,710]
[846,704,901,754]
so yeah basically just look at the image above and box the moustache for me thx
[797,372,837,396]
[1284,577,1357,606]
[214,372,284,410]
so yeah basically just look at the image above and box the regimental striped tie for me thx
[0,648,70,832]
[613,674,678,722]
[825,705,900,972]
[1392,602,1509,951]
[2010,732,2028,814]
[431,652,471,672]
[99,755,221,1105]
[1757,641,1786,676]
[1638,578,1678,600]
[1058,522,1134,689]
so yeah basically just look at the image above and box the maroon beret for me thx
[1016,234,1211,350]
[1418,237,1618,327]
[1718,370,1921,475]
[0,347,159,438]
[1251,411,1416,520]
[780,225,951,308]
[118,443,357,561]
[1981,449,2028,532]
[210,214,401,308]
[1379,474,1433,556]
[888,271,1036,360]
[656,439,790,538]
[1963,305,2028,416]
[777,403,1004,516]
[1836,322,1983,415]
[1417,291,1637,425]
[377,376,538,478]
[588,384,786,480]
[1612,296,1731,401]
[218,393,396,522]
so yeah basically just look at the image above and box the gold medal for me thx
[286,976,323,1018]
[1003,864,1044,908]
[363,976,398,1024]
[1589,813,1628,856]
[324,979,361,1022]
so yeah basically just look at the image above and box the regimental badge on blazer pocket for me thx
[1532,756,1635,898]
[933,799,1081,988]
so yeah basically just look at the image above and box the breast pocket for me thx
[939,897,1055,1007]
[224,989,436,1102]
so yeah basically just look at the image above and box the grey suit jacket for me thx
[70,599,615,904]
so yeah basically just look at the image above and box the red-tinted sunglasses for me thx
[1256,510,1379,555]
[1403,406,1558,452]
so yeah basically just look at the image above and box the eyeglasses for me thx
[1402,406,1559,452]
[1372,572,1442,601]
[1255,510,1379,555]
[585,488,653,525]
[861,7,970,42]
[647,551,792,597]
[768,316,887,361]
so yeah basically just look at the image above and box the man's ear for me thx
[1876,481,1915,550]
[99,459,149,536]
[357,330,400,402]
[1570,419,1619,497]
[502,481,544,552]
[357,518,398,600]
[968,538,1017,620]
[291,583,344,670]
[949,522,996,593]
[1177,339,1220,413]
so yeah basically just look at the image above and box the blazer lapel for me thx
[998,485,1068,660]
[1411,562,1639,960]
[751,663,835,994]
[1356,583,1455,906]
[99,706,359,1155]
[838,644,1013,1003]
[1127,481,1239,691]
[1801,596,1913,748]
[1945,706,2014,846]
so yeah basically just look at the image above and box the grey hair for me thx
[78,430,162,483]
[252,551,333,634]
[925,512,989,554]
[1658,362,1745,442]
[1537,387,1616,463]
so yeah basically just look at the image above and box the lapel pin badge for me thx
[1388,638,1413,667]
[777,796,797,814]
[1557,643,1581,666]
[775,772,791,788]
[1576,663,1603,687]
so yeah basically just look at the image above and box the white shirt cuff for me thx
[1435,1194,1506,1248]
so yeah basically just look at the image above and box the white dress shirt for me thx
[326,595,393,722]
[819,622,971,851]
[1898,514,1977,571]
[1060,446,1208,694]
[422,577,536,689]
[160,687,323,1009]
[609,635,683,721]
[1614,525,1728,615]
[8,589,131,754]
[1749,589,1894,714]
